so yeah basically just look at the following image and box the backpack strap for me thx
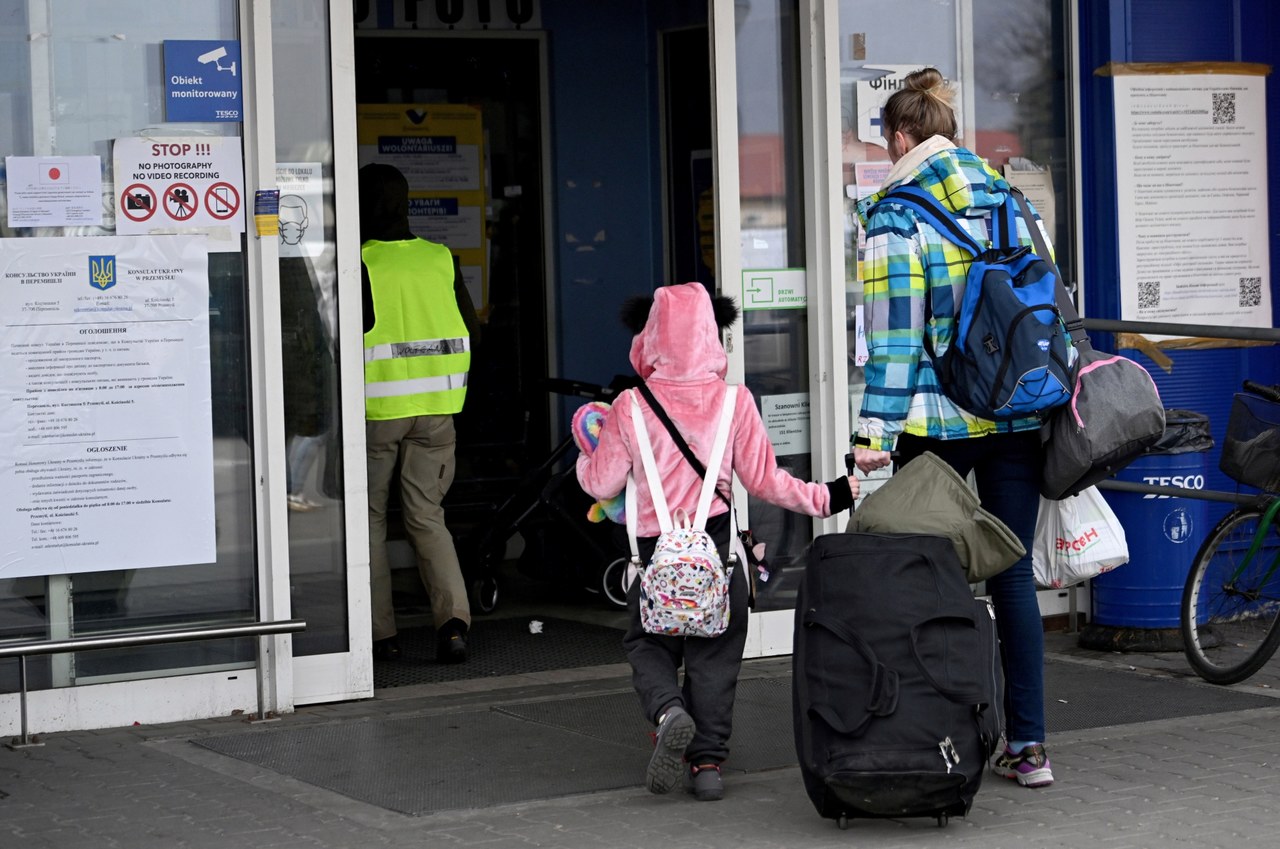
[637,382,733,510]
[629,393,673,533]
[693,386,738,532]
[992,196,1019,250]
[1010,187,1093,354]
[623,388,739,589]
[879,185,985,256]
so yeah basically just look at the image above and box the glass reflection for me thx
[273,1,348,656]
[735,0,811,612]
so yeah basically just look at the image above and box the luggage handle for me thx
[803,611,899,736]
[909,614,987,706]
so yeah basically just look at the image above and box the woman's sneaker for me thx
[992,743,1054,787]
[686,763,724,802]
[646,706,696,794]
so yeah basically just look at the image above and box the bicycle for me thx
[1180,380,1280,684]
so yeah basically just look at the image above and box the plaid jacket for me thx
[853,146,1049,452]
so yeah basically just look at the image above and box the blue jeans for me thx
[895,430,1046,743]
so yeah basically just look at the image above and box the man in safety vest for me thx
[359,163,479,664]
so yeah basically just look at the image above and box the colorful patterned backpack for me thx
[625,386,737,638]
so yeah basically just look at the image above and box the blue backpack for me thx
[879,185,1073,421]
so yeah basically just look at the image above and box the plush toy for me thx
[571,401,625,524]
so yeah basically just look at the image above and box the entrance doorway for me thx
[350,9,717,685]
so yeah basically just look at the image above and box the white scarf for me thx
[880,134,957,190]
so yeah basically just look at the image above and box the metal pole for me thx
[8,655,43,750]
[1,619,304,746]
[0,619,306,659]
[1083,318,1280,343]
[250,634,279,724]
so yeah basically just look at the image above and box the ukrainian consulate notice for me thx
[0,236,215,578]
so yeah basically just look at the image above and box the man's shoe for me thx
[372,637,401,661]
[436,620,468,663]
[645,706,695,794]
[992,743,1054,787]
[686,763,724,801]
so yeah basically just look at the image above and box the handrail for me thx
[3,618,306,750]
[0,619,306,658]
[1082,317,1280,342]
[1095,479,1269,507]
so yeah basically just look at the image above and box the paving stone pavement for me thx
[5,635,1280,849]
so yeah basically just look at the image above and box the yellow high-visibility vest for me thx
[362,238,469,419]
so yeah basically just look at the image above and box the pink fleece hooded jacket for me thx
[576,283,841,538]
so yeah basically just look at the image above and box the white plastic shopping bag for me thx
[1032,486,1129,589]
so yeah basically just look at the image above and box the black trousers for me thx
[621,513,749,765]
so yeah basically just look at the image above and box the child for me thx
[576,282,857,801]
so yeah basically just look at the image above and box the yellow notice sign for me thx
[357,104,487,314]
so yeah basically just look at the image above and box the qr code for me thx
[1138,280,1161,309]
[1239,276,1262,307]
[1213,92,1236,124]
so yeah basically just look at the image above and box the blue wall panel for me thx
[543,0,657,392]
[542,0,710,432]
[1129,0,1235,61]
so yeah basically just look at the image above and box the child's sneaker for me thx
[991,743,1054,787]
[646,706,695,794]
[686,763,724,801]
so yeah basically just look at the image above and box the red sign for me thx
[119,183,158,223]
[204,182,241,221]
[163,182,199,221]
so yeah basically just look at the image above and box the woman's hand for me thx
[846,475,860,499]
[854,447,893,475]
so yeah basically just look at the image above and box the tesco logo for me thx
[1142,474,1206,499]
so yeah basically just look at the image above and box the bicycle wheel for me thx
[1181,505,1280,684]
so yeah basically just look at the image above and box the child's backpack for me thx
[624,386,738,638]
[877,185,1073,421]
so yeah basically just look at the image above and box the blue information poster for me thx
[163,40,243,123]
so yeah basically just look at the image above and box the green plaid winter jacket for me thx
[853,144,1050,452]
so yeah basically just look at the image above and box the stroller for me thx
[462,376,635,613]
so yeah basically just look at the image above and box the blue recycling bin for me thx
[1091,451,1210,630]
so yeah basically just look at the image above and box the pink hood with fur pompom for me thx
[628,282,728,382]
[576,283,834,538]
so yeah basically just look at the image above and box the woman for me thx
[851,67,1054,788]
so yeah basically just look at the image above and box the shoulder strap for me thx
[637,382,732,508]
[693,386,738,531]
[880,185,985,256]
[629,394,672,533]
[1010,188,1092,353]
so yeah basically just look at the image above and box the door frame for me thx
[709,0,847,657]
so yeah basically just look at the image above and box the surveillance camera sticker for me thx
[163,40,243,123]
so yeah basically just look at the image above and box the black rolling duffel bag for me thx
[792,532,1004,828]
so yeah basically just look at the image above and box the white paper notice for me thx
[5,155,104,228]
[761,393,810,457]
[1113,73,1272,327]
[276,162,326,259]
[112,137,246,236]
[0,236,216,578]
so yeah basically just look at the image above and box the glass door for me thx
[274,0,368,704]
[0,0,276,723]
[711,0,849,656]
